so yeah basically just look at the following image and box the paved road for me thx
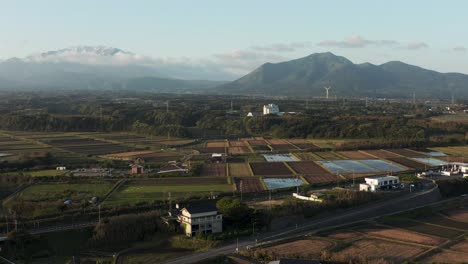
[163,182,440,264]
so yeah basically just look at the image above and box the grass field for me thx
[432,114,468,123]
[104,183,233,206]
[15,183,113,202]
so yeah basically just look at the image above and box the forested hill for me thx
[214,52,468,99]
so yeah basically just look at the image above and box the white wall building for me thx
[360,176,400,192]
[177,202,223,237]
[263,104,280,115]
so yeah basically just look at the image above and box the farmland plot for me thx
[359,159,406,172]
[269,144,297,151]
[331,160,379,173]
[337,151,374,159]
[249,162,293,176]
[234,177,264,192]
[200,163,226,177]
[206,141,227,148]
[197,147,225,154]
[228,146,251,154]
[423,250,468,263]
[334,239,425,262]
[450,239,468,253]
[287,139,320,150]
[293,152,322,161]
[229,163,252,177]
[263,177,304,190]
[303,174,340,184]
[387,158,427,169]
[412,157,447,166]
[315,151,344,160]
[358,226,446,246]
[288,161,331,175]
[363,150,402,159]
[229,141,246,147]
[318,161,349,174]
[387,148,428,158]
[265,239,333,258]
[247,140,268,146]
[263,154,298,162]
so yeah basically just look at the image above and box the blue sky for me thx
[1,0,467,75]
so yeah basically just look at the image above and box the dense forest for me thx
[0,92,467,144]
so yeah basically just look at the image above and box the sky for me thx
[1,0,467,77]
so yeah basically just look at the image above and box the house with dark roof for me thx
[176,201,222,237]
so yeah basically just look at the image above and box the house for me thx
[269,259,322,264]
[56,166,67,171]
[176,201,223,237]
[131,164,144,174]
[158,163,188,174]
[263,104,280,115]
[359,176,400,192]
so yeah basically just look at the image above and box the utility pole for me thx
[5,216,9,234]
[413,91,416,105]
[100,105,103,131]
[168,192,172,211]
[240,180,243,201]
[98,204,101,224]
[14,219,17,232]
[166,100,170,113]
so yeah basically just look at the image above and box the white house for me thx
[56,166,67,171]
[263,104,280,115]
[360,176,400,192]
[176,202,223,237]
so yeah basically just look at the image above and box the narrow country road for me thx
[162,182,440,264]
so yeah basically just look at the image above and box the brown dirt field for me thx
[360,227,446,246]
[229,141,246,147]
[423,250,468,263]
[234,177,264,192]
[387,157,426,169]
[387,148,428,158]
[316,151,342,159]
[250,162,293,176]
[228,146,251,154]
[326,231,364,241]
[247,140,268,146]
[447,209,468,223]
[266,139,288,144]
[334,239,425,262]
[303,174,340,184]
[270,144,297,151]
[288,161,334,175]
[206,141,227,148]
[337,151,374,160]
[363,150,402,159]
[200,163,226,177]
[266,239,333,257]
[450,240,468,253]
[229,163,252,177]
[439,156,466,163]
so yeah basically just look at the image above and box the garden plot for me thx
[387,158,427,169]
[249,162,293,176]
[206,141,227,148]
[303,174,340,184]
[229,163,252,177]
[334,239,426,263]
[263,177,304,190]
[288,161,332,175]
[247,139,268,146]
[359,159,406,172]
[412,157,447,166]
[228,141,246,147]
[387,148,428,158]
[200,163,226,177]
[363,149,402,159]
[269,144,297,151]
[263,154,299,162]
[287,139,320,150]
[234,177,264,192]
[331,160,380,173]
[265,239,333,258]
[293,152,322,161]
[315,151,344,160]
[266,139,288,144]
[422,250,468,263]
[357,226,446,246]
[337,151,374,159]
[317,161,349,174]
[228,146,251,154]
[450,239,468,253]
[251,145,271,152]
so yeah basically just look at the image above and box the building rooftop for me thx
[178,200,218,214]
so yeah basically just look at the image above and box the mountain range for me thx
[216,52,468,99]
[0,46,467,98]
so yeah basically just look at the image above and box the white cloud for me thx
[454,46,467,52]
[317,35,399,48]
[400,41,429,50]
